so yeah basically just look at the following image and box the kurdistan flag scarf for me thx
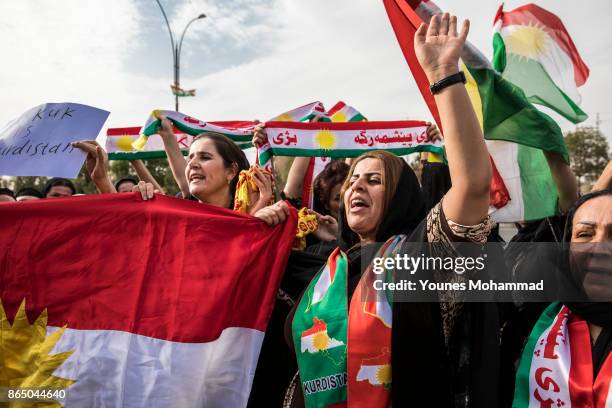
[513,303,612,407]
[292,235,406,408]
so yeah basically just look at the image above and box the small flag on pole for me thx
[170,84,196,97]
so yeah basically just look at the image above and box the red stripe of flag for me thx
[594,353,612,407]
[382,0,442,130]
[567,313,594,406]
[0,194,297,343]
[326,101,347,117]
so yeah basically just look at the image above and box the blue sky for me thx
[1,0,611,143]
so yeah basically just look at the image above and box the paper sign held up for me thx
[0,103,109,178]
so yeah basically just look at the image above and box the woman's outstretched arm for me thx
[415,13,491,225]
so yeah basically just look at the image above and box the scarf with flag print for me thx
[292,235,406,408]
[132,110,256,150]
[106,126,195,160]
[257,120,444,167]
[256,102,329,173]
[300,101,368,210]
[115,102,326,160]
[514,302,612,407]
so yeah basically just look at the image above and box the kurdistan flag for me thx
[0,194,296,407]
[383,0,570,222]
[300,101,368,209]
[493,4,589,124]
[300,318,345,354]
[325,101,367,123]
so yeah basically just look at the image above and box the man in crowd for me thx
[43,178,76,198]
[15,187,43,201]
[0,188,16,203]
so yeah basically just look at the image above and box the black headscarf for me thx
[563,189,612,329]
[337,161,425,252]
[286,156,503,407]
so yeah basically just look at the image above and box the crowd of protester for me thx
[1,13,611,408]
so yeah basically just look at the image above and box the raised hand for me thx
[252,124,268,148]
[247,166,274,215]
[425,122,442,143]
[311,211,338,242]
[72,140,115,193]
[157,114,175,140]
[414,13,469,83]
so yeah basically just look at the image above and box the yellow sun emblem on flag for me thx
[375,365,391,385]
[313,332,330,350]
[315,129,336,150]
[116,135,135,152]
[331,112,347,122]
[272,113,295,122]
[505,23,549,59]
[1,299,75,406]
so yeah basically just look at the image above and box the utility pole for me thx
[154,0,206,111]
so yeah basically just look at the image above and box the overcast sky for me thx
[2,0,611,144]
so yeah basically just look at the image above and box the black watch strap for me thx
[429,71,466,95]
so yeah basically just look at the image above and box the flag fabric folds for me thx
[0,194,297,407]
[383,0,571,221]
[493,4,589,124]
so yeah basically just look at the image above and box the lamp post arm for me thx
[154,0,176,61]
[177,15,206,70]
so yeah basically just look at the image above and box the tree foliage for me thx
[564,127,610,184]
[2,159,181,196]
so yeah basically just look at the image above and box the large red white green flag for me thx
[383,0,570,222]
[0,194,296,406]
[493,4,589,124]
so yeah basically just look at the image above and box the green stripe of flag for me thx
[467,66,569,163]
[512,302,563,407]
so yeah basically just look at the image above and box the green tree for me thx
[3,159,180,196]
[3,165,97,195]
[564,127,609,187]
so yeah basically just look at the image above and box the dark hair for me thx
[16,187,43,199]
[563,188,612,242]
[338,151,425,250]
[0,188,15,199]
[114,177,138,191]
[192,132,249,207]
[313,160,349,215]
[43,177,76,197]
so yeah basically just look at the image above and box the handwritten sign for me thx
[0,103,109,177]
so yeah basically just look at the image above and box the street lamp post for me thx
[154,0,206,111]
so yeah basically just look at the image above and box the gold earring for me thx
[227,179,231,185]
